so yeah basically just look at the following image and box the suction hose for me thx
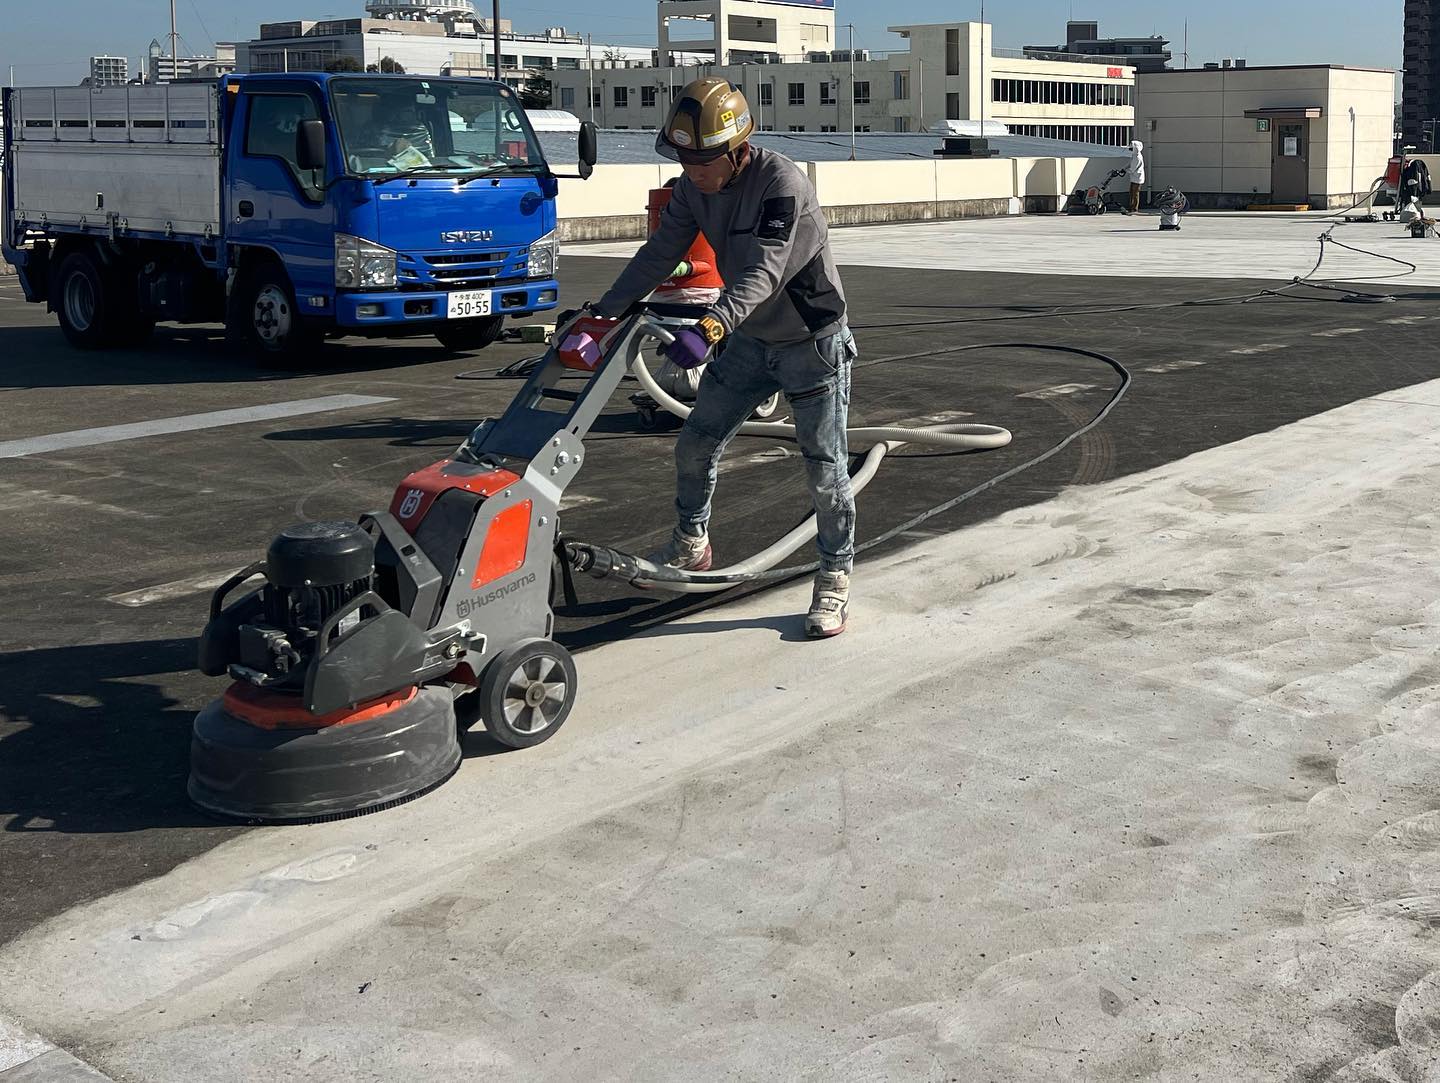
[570,322,1012,593]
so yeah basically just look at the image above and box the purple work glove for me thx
[662,327,712,370]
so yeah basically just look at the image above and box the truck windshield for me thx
[330,78,546,179]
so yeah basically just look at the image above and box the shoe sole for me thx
[805,622,847,639]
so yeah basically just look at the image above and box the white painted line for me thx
[1141,359,1206,374]
[1230,343,1290,355]
[1018,383,1098,399]
[106,567,245,608]
[1311,328,1366,338]
[0,395,395,459]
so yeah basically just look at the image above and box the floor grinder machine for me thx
[188,303,1014,822]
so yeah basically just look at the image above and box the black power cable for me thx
[569,340,1130,587]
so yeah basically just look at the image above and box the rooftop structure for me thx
[1025,20,1172,75]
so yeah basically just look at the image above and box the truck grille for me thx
[398,249,531,291]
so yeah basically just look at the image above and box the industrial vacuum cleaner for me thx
[188,303,1035,822]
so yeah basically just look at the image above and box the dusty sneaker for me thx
[646,528,712,572]
[806,571,850,638]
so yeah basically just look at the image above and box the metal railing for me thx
[996,46,1135,67]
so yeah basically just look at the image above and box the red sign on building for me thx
[1107,67,1124,79]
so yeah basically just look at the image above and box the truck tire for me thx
[434,315,505,353]
[227,261,322,365]
[54,251,152,349]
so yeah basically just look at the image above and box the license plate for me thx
[446,290,492,319]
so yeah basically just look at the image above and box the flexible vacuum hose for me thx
[569,325,1011,593]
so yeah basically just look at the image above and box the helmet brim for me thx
[654,130,731,165]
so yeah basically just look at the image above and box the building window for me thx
[946,28,961,76]
[641,85,657,107]
[591,89,601,108]
[945,92,960,120]
[986,77,1132,108]
[762,123,774,131]
[788,82,805,106]
[788,124,805,132]
[523,55,552,70]
[856,124,871,133]
[759,83,773,106]
[854,80,870,105]
[820,124,837,132]
[820,82,836,106]
[614,86,628,108]
[893,116,910,133]
[560,87,575,108]
[500,54,518,68]
[557,57,581,70]
[893,71,910,101]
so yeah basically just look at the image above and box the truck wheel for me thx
[54,251,143,350]
[434,315,505,352]
[227,262,321,365]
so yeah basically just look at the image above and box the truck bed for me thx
[6,84,221,240]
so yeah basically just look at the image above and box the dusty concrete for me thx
[4,377,1440,1080]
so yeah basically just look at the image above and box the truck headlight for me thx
[527,229,558,279]
[335,233,397,289]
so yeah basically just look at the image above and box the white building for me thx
[1135,64,1397,209]
[657,0,836,66]
[88,56,129,87]
[238,1,651,88]
[148,42,238,83]
[552,16,1136,147]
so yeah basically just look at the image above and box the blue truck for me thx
[1,74,596,358]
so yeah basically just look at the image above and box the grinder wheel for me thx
[479,638,577,749]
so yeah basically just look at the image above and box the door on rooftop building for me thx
[1271,121,1310,204]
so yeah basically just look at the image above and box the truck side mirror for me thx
[578,121,597,179]
[296,119,327,173]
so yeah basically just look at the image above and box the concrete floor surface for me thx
[4,377,1440,1081]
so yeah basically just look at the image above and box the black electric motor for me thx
[200,521,376,690]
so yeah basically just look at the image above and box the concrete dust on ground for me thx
[4,379,1440,1080]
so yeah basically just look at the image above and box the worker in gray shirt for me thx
[590,78,857,638]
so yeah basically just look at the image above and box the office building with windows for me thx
[1404,0,1440,148]
[237,0,651,89]
[552,16,1136,148]
[88,56,129,87]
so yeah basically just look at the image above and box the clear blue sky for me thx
[1,0,1404,86]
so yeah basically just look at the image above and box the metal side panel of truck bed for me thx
[7,83,221,239]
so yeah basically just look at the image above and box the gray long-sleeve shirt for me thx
[596,146,847,345]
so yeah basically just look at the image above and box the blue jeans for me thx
[674,327,858,573]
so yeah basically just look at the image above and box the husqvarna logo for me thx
[398,488,424,518]
[441,230,494,244]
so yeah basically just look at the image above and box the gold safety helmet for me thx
[656,78,755,163]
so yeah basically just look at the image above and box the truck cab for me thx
[2,73,597,359]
